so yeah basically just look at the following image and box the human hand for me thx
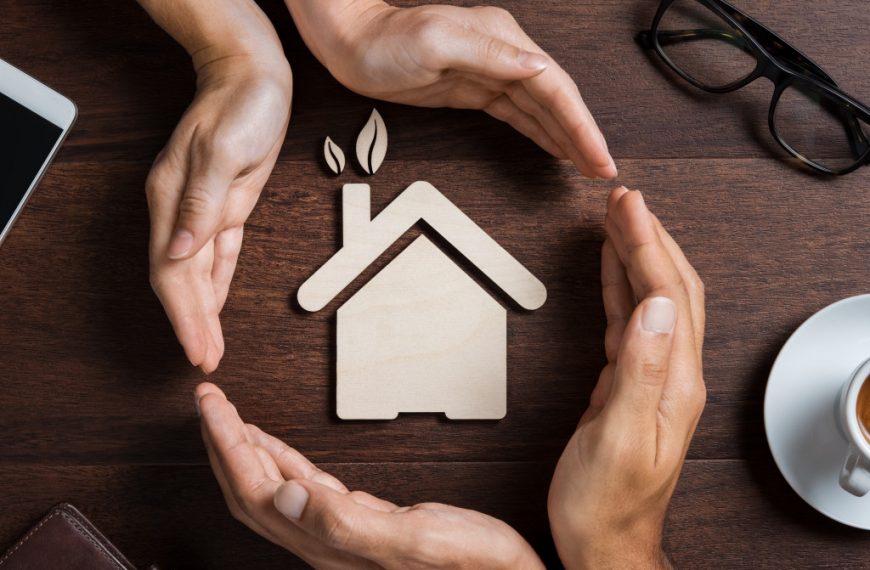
[195,382,545,569]
[287,0,615,179]
[140,0,292,372]
[547,187,706,569]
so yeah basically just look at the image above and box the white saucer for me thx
[765,294,870,529]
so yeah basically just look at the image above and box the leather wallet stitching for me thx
[0,509,127,569]
[0,510,61,567]
[61,511,127,568]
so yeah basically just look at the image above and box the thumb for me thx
[274,480,409,560]
[604,296,677,431]
[435,27,549,80]
[167,148,236,260]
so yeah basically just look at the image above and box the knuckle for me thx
[408,13,452,61]
[671,275,687,295]
[684,270,704,295]
[321,510,354,548]
[476,5,517,25]
[690,379,707,415]
[639,357,668,379]
[193,133,233,163]
[145,167,174,203]
[235,480,269,514]
[691,275,706,302]
[227,502,243,521]
[148,266,182,296]
[479,35,508,63]
[148,269,163,294]
[178,188,214,221]
[414,543,448,565]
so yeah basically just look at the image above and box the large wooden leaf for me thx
[355,109,387,174]
[323,136,345,175]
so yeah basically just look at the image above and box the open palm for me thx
[196,382,544,569]
[301,3,615,178]
[147,70,290,372]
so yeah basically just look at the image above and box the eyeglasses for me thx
[639,0,870,175]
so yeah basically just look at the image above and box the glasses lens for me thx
[657,0,757,89]
[774,83,868,172]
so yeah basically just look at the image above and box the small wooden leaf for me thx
[355,109,388,175]
[323,136,345,175]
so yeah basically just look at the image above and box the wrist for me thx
[551,516,669,570]
[138,0,289,83]
[561,542,671,570]
[284,0,389,68]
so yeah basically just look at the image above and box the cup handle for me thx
[840,446,870,496]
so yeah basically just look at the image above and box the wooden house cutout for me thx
[298,181,546,420]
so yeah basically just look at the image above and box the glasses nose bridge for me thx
[755,56,790,86]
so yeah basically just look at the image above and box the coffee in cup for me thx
[857,374,870,444]
[839,357,870,496]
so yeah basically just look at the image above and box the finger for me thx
[506,84,594,175]
[347,490,398,513]
[484,94,566,158]
[601,238,635,363]
[605,189,687,304]
[245,424,349,493]
[213,226,244,311]
[274,479,409,561]
[255,446,284,482]
[246,426,396,510]
[196,384,281,542]
[153,243,224,373]
[200,295,225,374]
[651,215,705,352]
[146,155,212,368]
[196,390,379,569]
[196,382,226,401]
[429,24,549,81]
[603,296,677,438]
[198,387,282,515]
[579,365,614,427]
[201,423,281,541]
[168,144,238,261]
[151,262,211,369]
[146,139,189,256]
[604,190,707,451]
[520,65,616,179]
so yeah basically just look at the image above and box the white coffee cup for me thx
[839,356,870,496]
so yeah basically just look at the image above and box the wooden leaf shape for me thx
[323,136,345,175]
[355,109,388,175]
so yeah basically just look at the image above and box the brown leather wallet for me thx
[0,503,140,570]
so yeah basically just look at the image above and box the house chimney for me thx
[342,183,370,246]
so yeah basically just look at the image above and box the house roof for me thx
[297,181,547,312]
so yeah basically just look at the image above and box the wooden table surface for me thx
[2,0,869,567]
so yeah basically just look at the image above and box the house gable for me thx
[298,181,547,313]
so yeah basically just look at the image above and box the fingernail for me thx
[274,481,309,520]
[642,297,676,333]
[518,51,548,71]
[167,230,193,259]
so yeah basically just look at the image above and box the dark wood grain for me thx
[4,1,869,163]
[1,0,870,568]
[1,461,869,569]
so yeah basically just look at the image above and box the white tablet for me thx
[0,57,76,246]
